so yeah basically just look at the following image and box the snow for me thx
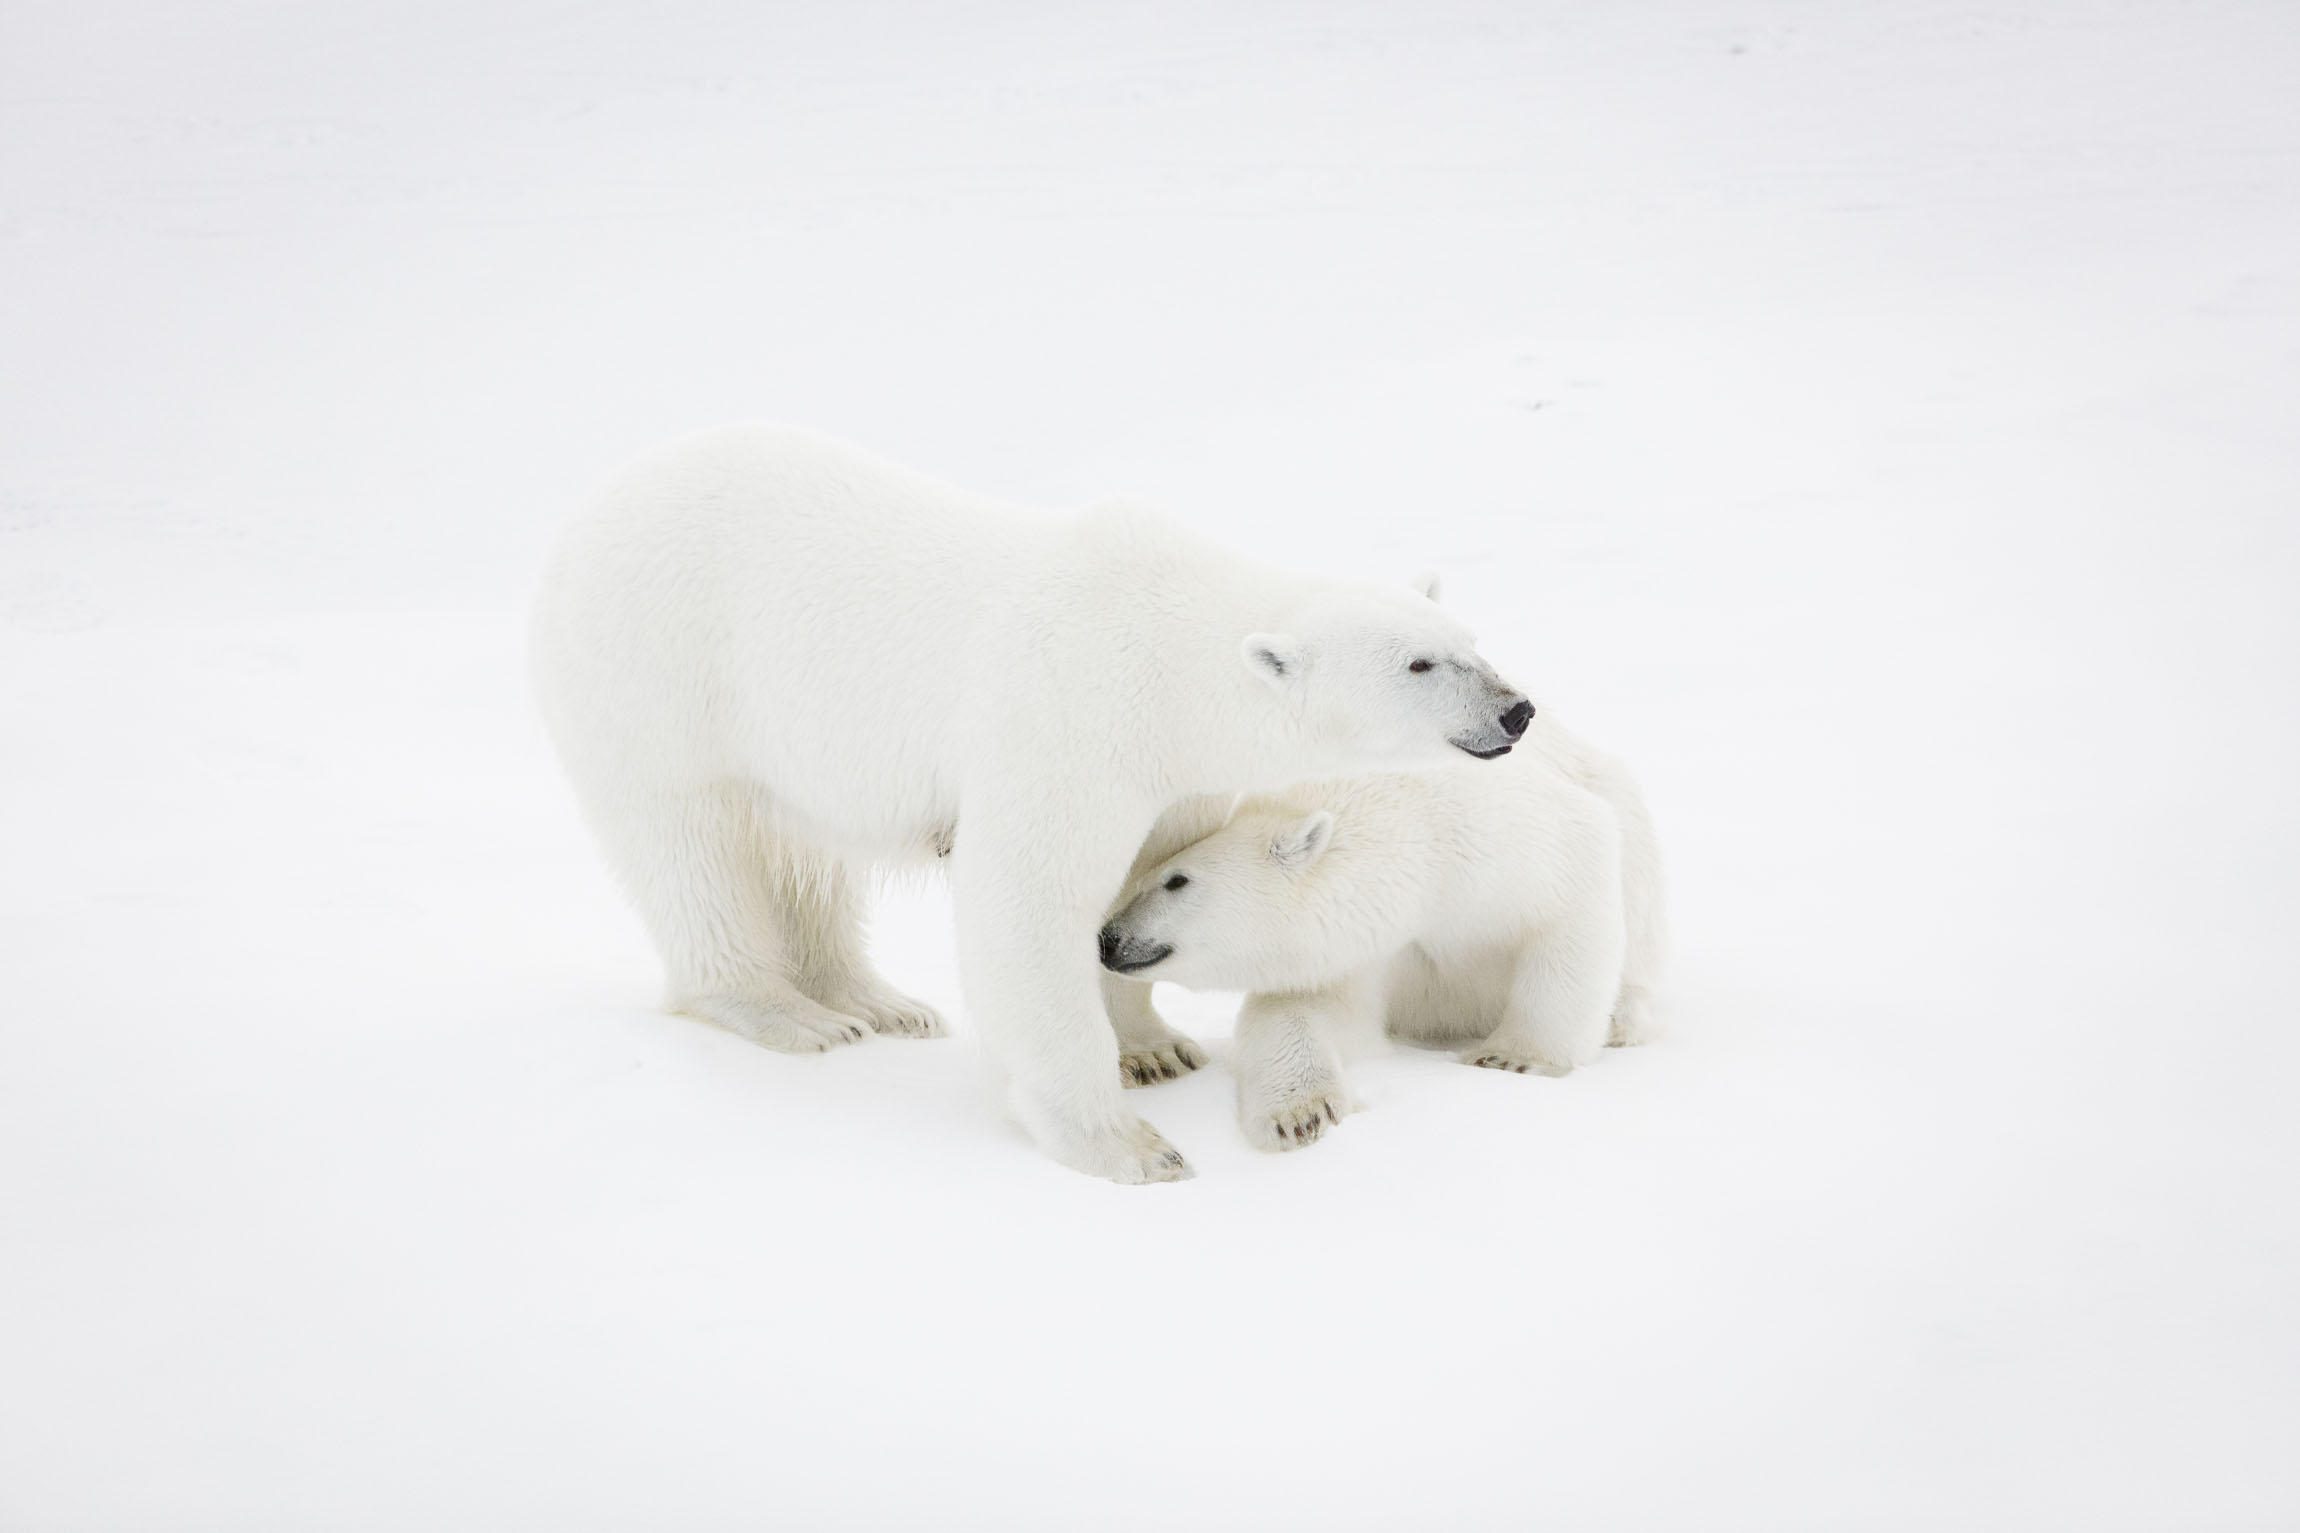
[4,1,2297,1526]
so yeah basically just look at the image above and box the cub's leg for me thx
[1467,804,1627,1076]
[1466,901,1627,1077]
[781,852,948,1039]
[1233,988,1359,1151]
[1104,976,1208,1086]
[1599,759,1668,1047]
[1102,792,1232,1086]
[590,783,876,1052]
[1523,725,1668,1047]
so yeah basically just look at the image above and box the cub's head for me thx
[1098,803,1348,994]
[1241,573,1532,765]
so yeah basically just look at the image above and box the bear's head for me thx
[1241,573,1532,766]
[1099,799,1402,993]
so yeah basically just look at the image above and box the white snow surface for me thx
[4,2,2297,1527]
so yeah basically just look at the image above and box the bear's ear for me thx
[1240,633,1302,690]
[1410,570,1443,603]
[1270,810,1335,870]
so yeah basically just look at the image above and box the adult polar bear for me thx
[531,426,1532,1183]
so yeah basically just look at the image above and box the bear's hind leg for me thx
[1467,910,1625,1078]
[1608,765,1667,1048]
[1467,791,1628,1077]
[589,783,874,1053]
[780,853,949,1040]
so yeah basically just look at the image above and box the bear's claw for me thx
[1466,1048,1573,1077]
[1245,1089,1348,1152]
[1118,1037,1207,1088]
[683,993,875,1054]
[832,983,950,1040]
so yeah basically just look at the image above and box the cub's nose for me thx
[1097,927,1123,967]
[1499,699,1535,738]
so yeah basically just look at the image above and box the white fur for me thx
[1099,714,1666,1151]
[529,425,1531,1183]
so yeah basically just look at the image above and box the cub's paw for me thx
[1243,1089,1347,1152]
[1464,1044,1575,1077]
[1119,1036,1207,1088]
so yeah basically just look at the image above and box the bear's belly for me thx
[1381,939,1518,1044]
[741,762,960,867]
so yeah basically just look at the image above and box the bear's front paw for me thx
[1097,1117,1195,1183]
[1119,1036,1207,1087]
[1464,1045,1575,1077]
[1243,1088,1347,1152]
[1031,1111,1195,1184]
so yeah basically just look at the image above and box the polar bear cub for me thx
[1097,714,1664,1150]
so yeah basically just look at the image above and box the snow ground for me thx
[4,1,2297,1527]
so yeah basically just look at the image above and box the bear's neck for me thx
[1107,532,1334,797]
[1301,775,1445,959]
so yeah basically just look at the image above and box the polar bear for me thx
[1096,713,1664,1150]
[529,426,1532,1183]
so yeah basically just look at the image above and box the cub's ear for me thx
[1410,570,1443,603]
[1240,633,1302,690]
[1270,810,1335,870]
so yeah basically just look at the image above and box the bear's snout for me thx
[1098,923,1174,975]
[1451,683,1535,759]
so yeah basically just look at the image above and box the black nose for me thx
[1097,927,1122,966]
[1499,699,1534,738]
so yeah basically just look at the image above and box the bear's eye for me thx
[1408,658,1434,674]
[1163,873,1189,892]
